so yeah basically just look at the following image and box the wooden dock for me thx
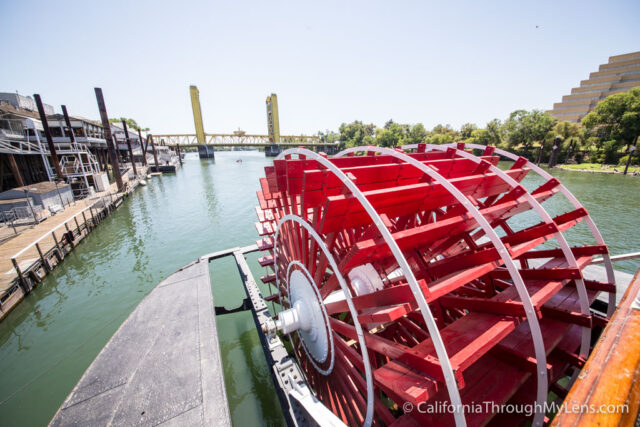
[48,258,231,426]
[0,171,146,321]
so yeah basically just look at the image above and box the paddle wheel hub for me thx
[254,143,617,427]
[277,265,333,370]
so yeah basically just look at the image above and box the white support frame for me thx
[445,143,616,317]
[274,214,375,427]
[276,148,468,426]
[335,146,548,426]
[403,144,593,359]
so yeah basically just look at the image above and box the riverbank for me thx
[558,163,640,175]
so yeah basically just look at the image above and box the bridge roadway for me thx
[151,133,334,148]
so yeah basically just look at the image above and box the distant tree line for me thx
[109,117,150,132]
[318,87,640,166]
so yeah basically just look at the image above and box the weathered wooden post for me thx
[548,136,561,168]
[35,242,49,272]
[137,129,148,166]
[536,141,545,165]
[34,94,65,180]
[623,144,637,175]
[81,211,88,231]
[11,258,30,293]
[74,216,81,235]
[51,230,62,260]
[7,154,25,187]
[149,134,160,171]
[89,207,96,227]
[122,120,138,177]
[64,222,75,248]
[94,88,124,192]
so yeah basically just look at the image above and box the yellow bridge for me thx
[153,87,338,157]
[152,133,325,147]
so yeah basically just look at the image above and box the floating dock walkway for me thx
[49,258,230,426]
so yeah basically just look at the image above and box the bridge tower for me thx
[265,94,281,157]
[190,85,214,158]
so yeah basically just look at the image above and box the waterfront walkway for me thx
[0,167,147,320]
[0,201,95,293]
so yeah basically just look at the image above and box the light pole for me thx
[55,180,65,207]
[23,189,38,224]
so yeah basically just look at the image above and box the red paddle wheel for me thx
[254,143,616,427]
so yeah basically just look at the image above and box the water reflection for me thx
[200,159,219,219]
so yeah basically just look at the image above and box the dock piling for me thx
[51,231,62,260]
[64,223,75,248]
[122,120,138,177]
[35,243,49,272]
[74,217,81,236]
[138,129,148,166]
[149,134,160,171]
[94,88,124,192]
[34,94,65,180]
[11,258,29,294]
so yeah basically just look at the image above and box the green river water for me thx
[0,151,638,426]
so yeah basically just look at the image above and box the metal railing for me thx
[0,205,43,222]
[0,210,18,234]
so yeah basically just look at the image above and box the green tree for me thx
[465,120,504,146]
[109,117,149,131]
[582,87,640,163]
[400,123,428,145]
[460,123,477,140]
[338,121,376,148]
[485,119,504,147]
[376,121,406,147]
[427,124,457,145]
[466,128,488,145]
[428,133,455,145]
[502,109,557,158]
[549,121,583,163]
[317,130,340,144]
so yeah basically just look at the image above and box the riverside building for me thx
[549,51,640,123]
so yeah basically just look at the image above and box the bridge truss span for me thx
[152,133,325,147]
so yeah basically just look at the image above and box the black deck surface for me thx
[49,259,231,426]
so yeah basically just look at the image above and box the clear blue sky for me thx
[1,0,638,135]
